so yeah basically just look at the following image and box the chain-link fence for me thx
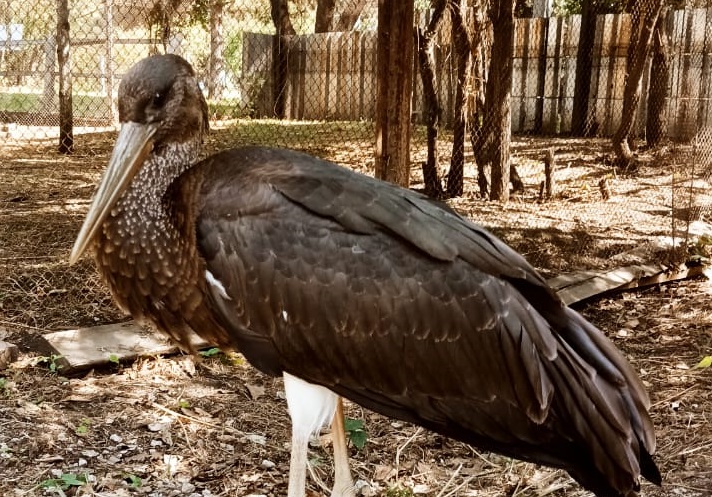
[1,0,711,276]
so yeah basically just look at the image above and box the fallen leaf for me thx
[695,356,712,369]
[373,464,396,481]
[246,383,265,400]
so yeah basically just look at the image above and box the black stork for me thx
[70,54,661,497]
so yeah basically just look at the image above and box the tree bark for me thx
[446,0,472,198]
[270,0,296,118]
[469,0,491,197]
[612,0,663,168]
[315,0,336,33]
[571,0,597,136]
[375,0,414,187]
[335,0,368,31]
[484,0,514,201]
[416,0,447,198]
[57,0,73,154]
[646,6,670,147]
[208,0,225,100]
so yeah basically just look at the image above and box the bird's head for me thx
[70,54,208,264]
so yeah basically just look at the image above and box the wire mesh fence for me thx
[1,0,711,276]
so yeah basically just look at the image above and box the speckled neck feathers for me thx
[95,139,203,307]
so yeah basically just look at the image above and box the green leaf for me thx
[695,355,712,369]
[124,474,142,488]
[108,354,120,364]
[344,418,364,432]
[199,347,221,357]
[60,473,87,487]
[344,417,367,449]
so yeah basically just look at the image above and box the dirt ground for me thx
[1,126,711,497]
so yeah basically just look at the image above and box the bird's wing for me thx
[181,146,656,491]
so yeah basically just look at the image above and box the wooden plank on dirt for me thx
[37,322,210,374]
[554,264,664,306]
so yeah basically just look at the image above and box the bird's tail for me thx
[549,306,661,495]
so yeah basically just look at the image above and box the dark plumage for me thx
[71,54,661,497]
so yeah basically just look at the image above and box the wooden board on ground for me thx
[37,260,707,374]
[37,322,210,374]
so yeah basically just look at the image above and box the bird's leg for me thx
[284,372,339,497]
[330,397,356,497]
[286,428,309,497]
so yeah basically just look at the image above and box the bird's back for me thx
[173,146,660,497]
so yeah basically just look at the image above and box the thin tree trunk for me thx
[375,0,414,187]
[315,0,336,33]
[469,1,491,197]
[270,0,295,118]
[571,0,597,136]
[208,0,225,100]
[646,6,670,147]
[416,0,447,198]
[447,0,472,198]
[57,0,73,154]
[485,0,514,201]
[612,0,663,167]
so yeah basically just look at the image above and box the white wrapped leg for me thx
[283,372,339,497]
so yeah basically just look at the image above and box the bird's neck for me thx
[114,140,201,227]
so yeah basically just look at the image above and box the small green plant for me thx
[75,418,90,436]
[0,377,7,394]
[385,485,414,497]
[40,472,88,491]
[123,473,142,488]
[696,356,712,369]
[37,354,63,374]
[108,353,120,364]
[199,347,221,358]
[178,399,190,409]
[344,417,367,449]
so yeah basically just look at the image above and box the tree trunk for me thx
[208,0,225,100]
[447,0,472,198]
[571,0,597,136]
[57,0,73,154]
[270,0,296,118]
[335,0,368,31]
[416,0,447,198]
[315,0,336,33]
[646,6,670,147]
[612,0,663,168]
[485,0,514,201]
[469,0,491,198]
[375,0,414,187]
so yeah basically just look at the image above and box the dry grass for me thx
[1,125,711,496]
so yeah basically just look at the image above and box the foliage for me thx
[553,0,625,16]
[124,473,142,488]
[40,472,88,491]
[199,347,221,357]
[344,417,367,449]
[696,356,712,369]
[75,418,90,435]
[385,485,415,497]
[37,354,63,374]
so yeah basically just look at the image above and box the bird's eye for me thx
[151,91,167,108]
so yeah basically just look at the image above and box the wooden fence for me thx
[244,8,712,140]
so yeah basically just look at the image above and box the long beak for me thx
[69,122,156,264]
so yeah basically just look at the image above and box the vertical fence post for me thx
[43,36,56,110]
[57,0,73,154]
[105,0,117,125]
